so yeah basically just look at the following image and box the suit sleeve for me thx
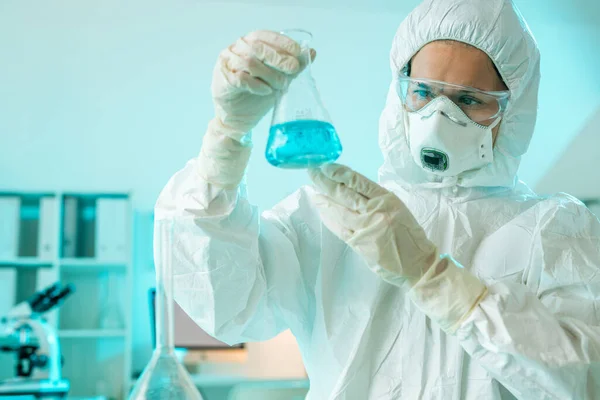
[155,158,311,344]
[410,200,600,399]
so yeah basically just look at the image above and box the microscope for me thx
[0,283,74,399]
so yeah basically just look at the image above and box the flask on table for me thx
[129,220,203,400]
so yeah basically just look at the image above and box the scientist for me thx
[155,0,600,398]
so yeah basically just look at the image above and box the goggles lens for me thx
[397,76,510,124]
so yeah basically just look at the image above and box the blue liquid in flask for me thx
[266,120,342,168]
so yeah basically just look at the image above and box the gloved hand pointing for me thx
[308,163,439,289]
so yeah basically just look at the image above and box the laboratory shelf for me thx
[58,329,127,338]
[0,191,132,400]
[191,375,310,389]
[60,258,127,271]
[0,258,54,268]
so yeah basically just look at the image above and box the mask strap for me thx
[487,115,502,130]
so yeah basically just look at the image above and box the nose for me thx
[440,111,467,127]
[419,102,468,127]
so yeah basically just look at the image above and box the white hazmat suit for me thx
[155,0,600,398]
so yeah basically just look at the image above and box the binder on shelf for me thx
[18,201,40,258]
[0,197,21,259]
[0,269,17,315]
[37,197,57,260]
[78,202,96,258]
[62,197,79,258]
[95,199,128,262]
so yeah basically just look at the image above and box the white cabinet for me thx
[0,192,133,400]
[0,197,21,259]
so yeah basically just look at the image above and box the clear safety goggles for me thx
[396,76,510,124]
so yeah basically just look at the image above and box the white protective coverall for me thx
[155,0,600,398]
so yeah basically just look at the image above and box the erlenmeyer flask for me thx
[266,29,342,169]
[98,271,124,330]
[129,220,203,400]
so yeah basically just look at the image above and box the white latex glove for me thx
[308,163,439,289]
[198,31,315,189]
[309,163,489,333]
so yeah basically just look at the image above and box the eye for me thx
[458,95,483,107]
[412,89,433,99]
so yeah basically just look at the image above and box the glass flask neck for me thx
[282,29,313,82]
[155,223,175,353]
[295,47,313,82]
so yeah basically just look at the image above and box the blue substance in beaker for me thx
[266,120,342,169]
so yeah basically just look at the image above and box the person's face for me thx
[409,41,508,144]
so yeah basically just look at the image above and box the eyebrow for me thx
[454,90,478,96]
[417,82,480,96]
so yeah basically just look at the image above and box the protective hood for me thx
[378,0,540,189]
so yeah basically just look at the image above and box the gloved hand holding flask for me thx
[198,30,317,189]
